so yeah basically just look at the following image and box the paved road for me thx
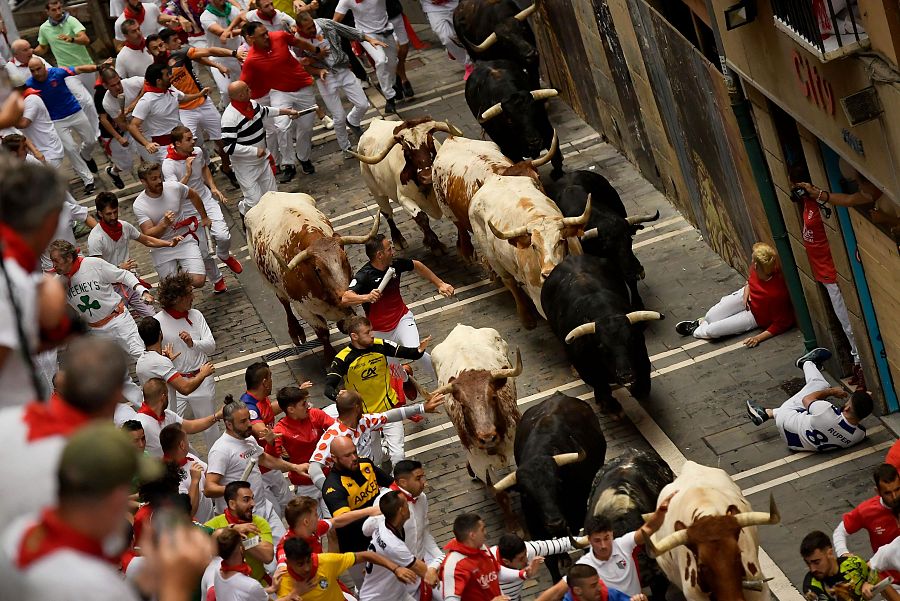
[64,26,897,600]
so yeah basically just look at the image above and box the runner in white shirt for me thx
[358,491,425,601]
[162,125,243,294]
[419,0,468,65]
[247,0,297,32]
[199,0,244,106]
[334,0,400,112]
[154,273,220,447]
[213,528,269,601]
[113,0,177,47]
[12,84,67,168]
[115,401,139,426]
[98,68,144,166]
[88,193,177,318]
[747,349,872,452]
[160,422,216,522]
[115,19,154,78]
[134,377,221,457]
[132,163,209,287]
[205,398,311,541]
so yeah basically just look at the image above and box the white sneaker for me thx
[322,115,334,130]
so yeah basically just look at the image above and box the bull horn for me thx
[529,130,558,168]
[428,382,455,398]
[625,311,664,325]
[514,3,537,20]
[350,138,399,165]
[480,102,504,122]
[626,210,661,225]
[492,469,518,492]
[490,348,523,380]
[270,250,290,272]
[338,212,381,246]
[735,494,781,528]
[561,193,592,227]
[570,535,590,549]
[645,529,689,558]
[407,374,432,400]
[489,220,529,241]
[274,248,312,272]
[565,322,596,344]
[431,121,465,137]
[552,449,585,467]
[742,578,774,592]
[581,228,599,240]
[530,88,559,101]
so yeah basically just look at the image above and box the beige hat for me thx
[8,72,27,89]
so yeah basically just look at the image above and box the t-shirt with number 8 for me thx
[781,400,866,451]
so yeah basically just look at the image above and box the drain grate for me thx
[264,341,321,362]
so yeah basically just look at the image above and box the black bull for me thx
[491,393,606,581]
[465,59,564,180]
[453,0,540,83]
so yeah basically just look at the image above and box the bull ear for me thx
[675,520,687,531]
[726,504,740,517]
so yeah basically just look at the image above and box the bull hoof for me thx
[392,235,409,250]
[428,240,449,256]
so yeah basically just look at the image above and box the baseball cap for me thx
[8,73,27,89]
[58,424,162,496]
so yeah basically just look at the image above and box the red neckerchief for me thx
[124,2,145,24]
[286,553,319,584]
[99,219,124,242]
[164,308,193,325]
[569,578,608,601]
[138,402,165,424]
[143,83,169,94]
[0,223,38,271]
[22,87,41,99]
[123,38,146,51]
[166,144,192,161]
[230,99,255,119]
[65,256,83,278]
[22,392,91,442]
[17,508,116,568]
[163,454,189,467]
[224,508,248,525]
[390,482,417,504]
[220,561,253,576]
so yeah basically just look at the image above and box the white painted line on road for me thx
[733,425,886,481]
[632,226,694,250]
[741,440,894,497]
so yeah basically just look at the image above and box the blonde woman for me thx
[676,243,796,347]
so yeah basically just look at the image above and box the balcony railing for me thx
[771,0,869,61]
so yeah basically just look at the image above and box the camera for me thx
[790,186,809,203]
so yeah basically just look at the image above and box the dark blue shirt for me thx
[26,67,82,120]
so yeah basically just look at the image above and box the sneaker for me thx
[106,165,124,189]
[403,81,415,98]
[223,256,243,274]
[279,164,297,184]
[358,78,371,89]
[322,115,334,130]
[348,123,363,138]
[342,149,355,160]
[84,181,95,195]
[746,400,769,426]
[300,160,315,175]
[213,278,227,294]
[675,319,700,336]
[384,98,397,114]
[795,347,832,369]
[85,157,98,173]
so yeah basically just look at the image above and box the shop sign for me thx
[792,50,836,116]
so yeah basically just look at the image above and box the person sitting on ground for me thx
[746,348,872,452]
[800,530,895,601]
[675,242,795,348]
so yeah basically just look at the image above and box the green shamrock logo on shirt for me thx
[77,295,101,316]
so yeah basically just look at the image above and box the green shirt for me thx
[204,514,273,583]
[38,16,92,68]
[802,554,881,601]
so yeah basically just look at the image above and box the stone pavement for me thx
[58,22,898,600]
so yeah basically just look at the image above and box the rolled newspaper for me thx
[240,457,258,481]
[376,267,396,294]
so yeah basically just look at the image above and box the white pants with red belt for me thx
[315,67,369,151]
[692,288,759,339]
[153,237,206,279]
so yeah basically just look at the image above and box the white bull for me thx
[646,461,781,601]
[431,324,522,482]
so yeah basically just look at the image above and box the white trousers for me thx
[373,309,435,379]
[692,288,759,339]
[824,282,859,363]
[68,75,101,139]
[179,99,223,141]
[262,469,293,516]
[316,67,369,151]
[204,201,232,260]
[270,87,317,164]
[196,224,223,283]
[175,377,220,449]
[105,134,138,173]
[89,311,144,406]
[257,94,281,165]
[233,156,278,215]
[361,34,398,101]
[154,238,206,278]
[389,14,409,46]
[209,57,241,109]
[376,420,405,466]
[53,110,96,185]
[426,8,469,63]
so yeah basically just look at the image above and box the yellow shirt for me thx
[277,552,357,600]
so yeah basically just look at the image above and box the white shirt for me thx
[21,93,65,161]
[114,401,138,426]
[180,453,215,523]
[115,45,154,79]
[0,257,40,409]
[575,533,641,597]
[132,87,184,137]
[778,400,867,451]
[335,0,390,34]
[114,3,163,40]
[213,569,268,601]
[41,195,88,271]
[87,220,142,268]
[154,308,215,377]
[207,433,272,509]
[132,181,201,264]
[358,518,419,601]
[363,487,443,568]
[200,5,242,51]
[135,406,182,457]
[1,516,141,601]
[246,9,296,32]
[60,257,143,324]
[201,557,223,595]
[419,0,458,13]
[102,75,145,120]
[136,349,183,408]
[162,146,214,207]
[871,536,900,573]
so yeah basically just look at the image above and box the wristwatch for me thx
[231,49,238,58]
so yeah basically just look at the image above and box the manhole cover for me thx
[264,342,320,362]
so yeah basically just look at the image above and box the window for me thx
[771,0,869,61]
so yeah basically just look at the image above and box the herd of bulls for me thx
[244,1,784,599]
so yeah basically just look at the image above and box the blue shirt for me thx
[26,67,82,120]
[564,582,632,601]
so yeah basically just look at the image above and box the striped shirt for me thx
[491,538,574,601]
[220,101,272,160]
